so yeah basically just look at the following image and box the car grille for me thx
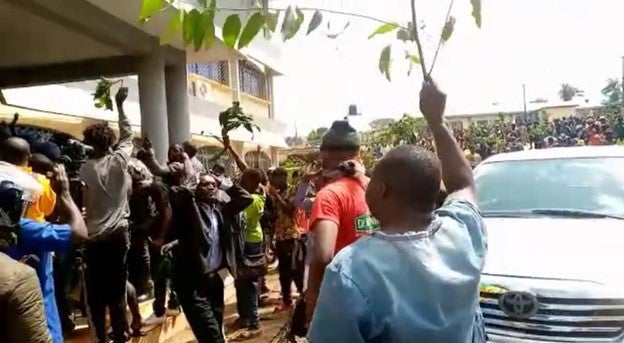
[480,291,624,342]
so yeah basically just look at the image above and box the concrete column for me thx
[138,47,169,162]
[266,72,275,119]
[228,57,241,102]
[165,52,190,145]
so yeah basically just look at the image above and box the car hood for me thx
[483,217,624,286]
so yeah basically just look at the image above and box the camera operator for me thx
[0,180,51,343]
[6,163,88,343]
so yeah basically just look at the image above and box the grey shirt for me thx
[79,114,133,239]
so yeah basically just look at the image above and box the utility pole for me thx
[522,84,527,116]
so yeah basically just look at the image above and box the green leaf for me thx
[396,28,412,42]
[139,0,164,21]
[307,10,323,35]
[405,53,420,64]
[471,0,482,28]
[265,11,278,32]
[441,16,456,42]
[378,45,392,82]
[281,6,304,41]
[368,22,399,39]
[238,12,265,49]
[191,10,207,50]
[223,14,242,48]
[203,8,216,48]
[160,10,182,45]
[182,10,197,44]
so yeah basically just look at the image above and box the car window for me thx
[474,157,624,216]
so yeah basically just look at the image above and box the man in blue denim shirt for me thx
[308,81,487,343]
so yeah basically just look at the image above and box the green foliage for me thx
[92,78,122,111]
[372,114,427,146]
[471,0,482,28]
[601,78,623,111]
[307,127,329,146]
[218,101,260,138]
[238,12,265,49]
[378,45,392,81]
[136,0,484,83]
[441,16,456,42]
[222,14,242,48]
[559,83,584,102]
[368,22,399,39]
[307,10,323,35]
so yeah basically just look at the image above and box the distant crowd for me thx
[371,114,624,165]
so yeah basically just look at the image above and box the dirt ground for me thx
[165,270,293,343]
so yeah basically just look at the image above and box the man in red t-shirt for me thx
[305,120,377,323]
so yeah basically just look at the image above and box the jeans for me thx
[275,238,305,305]
[173,262,225,343]
[234,242,262,328]
[85,229,130,343]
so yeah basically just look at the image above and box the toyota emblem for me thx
[498,291,538,319]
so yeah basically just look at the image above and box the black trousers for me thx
[53,247,77,332]
[85,229,130,343]
[128,226,151,295]
[152,250,179,317]
[173,263,225,343]
[276,238,305,306]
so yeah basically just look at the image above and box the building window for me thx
[187,61,229,85]
[239,60,267,100]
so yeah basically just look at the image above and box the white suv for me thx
[474,146,624,342]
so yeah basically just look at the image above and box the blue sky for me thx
[271,0,624,135]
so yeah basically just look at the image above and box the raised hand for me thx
[115,86,128,105]
[419,80,447,126]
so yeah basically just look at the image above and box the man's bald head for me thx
[0,137,31,166]
[367,146,441,214]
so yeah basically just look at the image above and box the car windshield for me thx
[474,157,624,217]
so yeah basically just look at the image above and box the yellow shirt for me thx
[19,166,56,222]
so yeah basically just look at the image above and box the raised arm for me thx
[420,81,476,204]
[223,136,248,172]
[114,87,133,160]
[52,164,88,242]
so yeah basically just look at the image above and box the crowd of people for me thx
[1,81,490,343]
[372,111,624,167]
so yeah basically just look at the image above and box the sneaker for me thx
[226,317,247,332]
[228,326,263,341]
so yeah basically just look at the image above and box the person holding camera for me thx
[5,163,88,343]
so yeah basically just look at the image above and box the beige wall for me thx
[542,106,576,121]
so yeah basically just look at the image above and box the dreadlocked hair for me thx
[83,123,116,151]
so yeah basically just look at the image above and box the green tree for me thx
[558,83,583,102]
[307,127,329,146]
[368,118,396,130]
[601,78,622,110]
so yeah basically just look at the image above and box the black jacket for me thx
[169,184,252,278]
